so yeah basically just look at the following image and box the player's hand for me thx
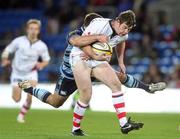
[32,62,44,71]
[119,63,126,73]
[96,35,109,43]
[80,53,90,61]
[92,53,111,61]
[1,59,10,67]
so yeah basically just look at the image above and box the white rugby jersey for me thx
[4,36,50,74]
[71,18,128,55]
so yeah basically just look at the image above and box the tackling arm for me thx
[68,33,109,61]
[69,34,108,48]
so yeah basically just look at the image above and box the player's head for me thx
[83,12,103,28]
[114,10,136,36]
[26,19,41,39]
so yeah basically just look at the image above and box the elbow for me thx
[1,50,9,59]
[69,38,76,46]
[69,38,81,47]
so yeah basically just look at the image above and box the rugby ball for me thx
[92,42,113,56]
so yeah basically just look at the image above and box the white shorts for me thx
[70,52,108,69]
[10,71,38,86]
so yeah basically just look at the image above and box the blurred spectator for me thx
[168,65,180,88]
[118,0,134,12]
[142,63,165,84]
[46,18,60,35]
[155,10,179,42]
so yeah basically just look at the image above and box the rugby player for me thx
[18,13,165,134]
[1,19,50,123]
[18,13,165,110]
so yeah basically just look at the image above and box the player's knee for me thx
[53,101,64,108]
[48,96,65,108]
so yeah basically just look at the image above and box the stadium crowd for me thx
[0,0,179,88]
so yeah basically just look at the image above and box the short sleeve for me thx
[82,19,106,36]
[40,43,50,61]
[66,29,83,44]
[4,37,19,53]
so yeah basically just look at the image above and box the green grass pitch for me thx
[0,108,180,139]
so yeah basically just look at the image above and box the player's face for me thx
[26,23,40,38]
[117,22,132,36]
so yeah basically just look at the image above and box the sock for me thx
[72,100,88,131]
[24,87,51,102]
[123,74,150,92]
[112,91,127,127]
[18,100,31,119]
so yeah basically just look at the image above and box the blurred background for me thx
[0,0,179,88]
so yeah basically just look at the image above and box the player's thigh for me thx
[72,60,92,103]
[49,74,78,107]
[92,63,121,92]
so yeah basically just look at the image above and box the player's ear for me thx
[115,18,121,25]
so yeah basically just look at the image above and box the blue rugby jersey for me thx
[60,27,84,79]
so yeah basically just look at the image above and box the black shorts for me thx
[54,73,77,97]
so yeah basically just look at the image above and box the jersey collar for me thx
[109,20,118,38]
[26,35,39,45]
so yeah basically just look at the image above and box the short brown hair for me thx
[117,10,136,28]
[26,19,41,28]
[83,13,103,27]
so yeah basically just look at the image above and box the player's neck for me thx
[27,35,38,44]
[110,20,118,37]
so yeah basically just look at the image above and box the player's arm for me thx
[1,39,18,67]
[115,41,126,73]
[69,34,108,47]
[35,61,49,70]
[80,45,110,61]
[80,19,110,61]
[35,45,50,70]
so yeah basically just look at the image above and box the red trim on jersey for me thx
[73,122,80,127]
[117,112,126,119]
[77,101,88,108]
[74,113,83,120]
[112,93,123,98]
[114,103,125,108]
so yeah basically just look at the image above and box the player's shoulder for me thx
[123,34,128,40]
[68,27,83,37]
[92,17,110,22]
[37,39,48,48]
[12,35,26,42]
[117,34,128,41]
[90,18,111,25]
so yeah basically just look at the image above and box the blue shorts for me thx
[54,72,77,97]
